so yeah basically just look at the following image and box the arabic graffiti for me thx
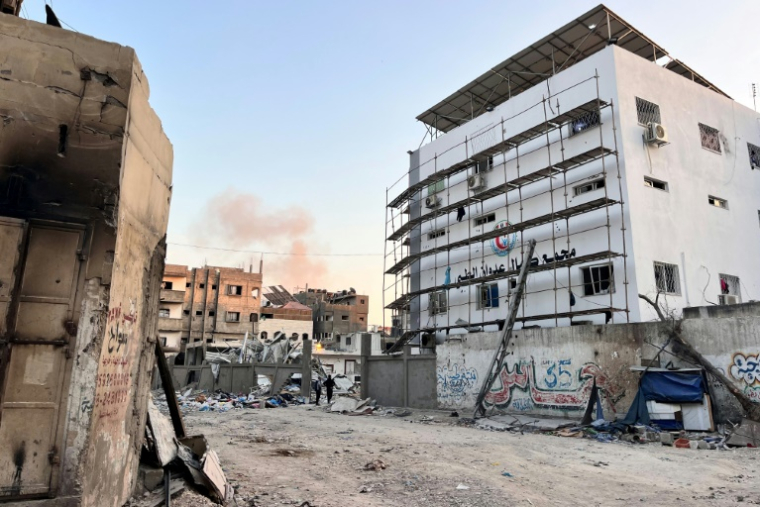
[437,363,479,405]
[454,248,581,284]
[484,358,624,412]
[542,358,573,389]
[729,353,760,386]
[744,386,760,403]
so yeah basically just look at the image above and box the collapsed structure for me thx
[383,4,760,347]
[295,287,369,343]
[0,10,172,507]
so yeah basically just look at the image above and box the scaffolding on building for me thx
[383,71,630,353]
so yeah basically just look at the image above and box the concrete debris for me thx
[152,383,308,415]
[363,459,387,471]
[726,418,760,447]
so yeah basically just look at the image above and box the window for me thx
[183,310,190,315]
[429,290,447,315]
[346,336,352,346]
[478,283,500,309]
[261,331,268,340]
[226,311,241,322]
[569,111,600,136]
[161,337,167,346]
[325,315,333,321]
[250,313,258,322]
[509,279,517,290]
[195,310,202,316]
[699,123,721,153]
[719,274,740,297]
[302,333,308,341]
[428,228,446,240]
[748,143,760,169]
[323,364,334,373]
[581,265,614,296]
[208,311,215,317]
[162,281,173,290]
[252,288,260,298]
[199,283,205,289]
[644,177,668,191]
[360,299,365,304]
[345,360,357,374]
[227,285,243,296]
[654,262,681,295]
[158,309,170,318]
[635,97,661,126]
[427,179,445,196]
[186,282,191,288]
[473,213,496,227]
[359,317,365,322]
[341,315,349,321]
[336,335,341,344]
[474,156,495,174]
[708,195,728,209]
[574,179,605,196]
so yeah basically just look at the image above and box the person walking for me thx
[312,376,323,406]
[324,374,336,404]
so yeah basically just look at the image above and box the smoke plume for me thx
[194,189,328,290]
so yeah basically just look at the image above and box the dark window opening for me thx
[341,315,349,321]
[186,282,191,288]
[208,311,215,317]
[226,311,241,322]
[474,213,496,227]
[162,281,174,290]
[158,309,170,318]
[195,310,202,316]
[227,285,243,295]
[211,284,217,290]
[644,177,668,191]
[748,142,760,169]
[183,310,190,315]
[199,283,205,289]
[569,111,600,136]
[582,265,613,296]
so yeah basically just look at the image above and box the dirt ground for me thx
[171,404,759,507]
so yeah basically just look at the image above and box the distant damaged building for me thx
[0,10,172,507]
[295,288,369,344]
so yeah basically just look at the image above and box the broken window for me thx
[427,228,446,240]
[478,283,499,309]
[699,123,721,153]
[748,142,760,169]
[158,309,170,318]
[252,288,260,298]
[227,285,243,296]
[162,281,174,290]
[719,273,740,297]
[654,261,681,295]
[635,97,661,126]
[569,110,600,136]
[183,310,190,315]
[581,264,614,296]
[708,195,728,209]
[644,177,668,191]
[226,311,241,322]
[473,213,496,227]
[429,290,447,315]
[574,179,605,196]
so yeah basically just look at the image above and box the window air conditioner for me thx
[718,294,740,305]
[425,196,441,208]
[468,175,486,190]
[644,122,668,146]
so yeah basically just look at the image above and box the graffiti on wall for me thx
[483,358,623,412]
[729,353,760,385]
[92,300,137,421]
[437,364,479,405]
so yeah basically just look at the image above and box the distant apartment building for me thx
[295,288,369,343]
[259,285,313,341]
[158,264,263,352]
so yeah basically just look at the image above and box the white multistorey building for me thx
[383,5,760,346]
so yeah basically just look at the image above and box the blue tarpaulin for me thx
[639,371,705,403]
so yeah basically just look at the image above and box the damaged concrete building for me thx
[0,10,172,507]
[295,288,369,344]
[259,286,313,342]
[158,264,263,358]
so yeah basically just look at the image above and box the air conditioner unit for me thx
[645,122,668,146]
[719,294,740,305]
[425,196,441,208]
[468,175,486,190]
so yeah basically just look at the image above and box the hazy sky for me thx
[19,0,760,325]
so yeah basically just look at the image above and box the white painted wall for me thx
[395,43,760,336]
[612,45,760,321]
[258,318,312,341]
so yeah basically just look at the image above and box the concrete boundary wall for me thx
[436,307,760,422]
[360,335,437,409]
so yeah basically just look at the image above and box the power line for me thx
[168,242,382,257]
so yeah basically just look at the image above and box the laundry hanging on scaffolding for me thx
[456,206,466,222]
[720,277,729,294]
[444,266,451,286]
[569,290,576,307]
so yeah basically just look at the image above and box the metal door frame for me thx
[0,219,89,501]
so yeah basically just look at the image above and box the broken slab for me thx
[331,397,360,413]
[147,398,178,467]
[727,418,760,447]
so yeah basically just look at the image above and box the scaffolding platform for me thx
[387,100,610,209]
[385,250,622,309]
[387,145,615,242]
[386,196,618,275]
